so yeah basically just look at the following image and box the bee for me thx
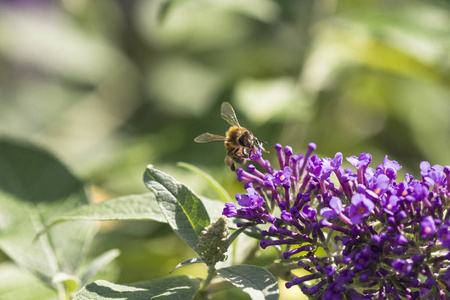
[194,102,267,171]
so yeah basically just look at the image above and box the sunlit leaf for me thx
[52,272,81,294]
[217,265,279,300]
[80,249,121,286]
[44,193,167,228]
[143,165,210,253]
[0,262,57,300]
[74,277,202,300]
[169,257,204,274]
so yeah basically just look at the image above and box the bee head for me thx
[238,131,253,148]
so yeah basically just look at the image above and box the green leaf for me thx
[52,272,81,294]
[0,262,58,300]
[74,276,202,300]
[228,227,247,245]
[45,193,167,228]
[155,0,175,24]
[143,165,210,253]
[200,196,227,222]
[169,257,204,274]
[0,139,97,289]
[80,249,121,286]
[177,162,232,203]
[217,265,279,300]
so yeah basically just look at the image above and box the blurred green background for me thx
[1,0,450,299]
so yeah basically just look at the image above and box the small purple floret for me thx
[348,194,374,224]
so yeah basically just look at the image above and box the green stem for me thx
[195,265,216,299]
[202,278,234,295]
[203,265,216,289]
[323,229,334,256]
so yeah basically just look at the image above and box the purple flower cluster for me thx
[223,143,450,299]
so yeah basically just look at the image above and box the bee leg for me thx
[229,148,243,158]
[237,148,250,159]
[234,157,245,165]
[224,156,236,171]
[234,148,247,158]
[243,148,250,158]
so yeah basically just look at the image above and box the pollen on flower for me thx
[374,188,381,194]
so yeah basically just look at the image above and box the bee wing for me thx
[221,102,241,127]
[194,133,227,143]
